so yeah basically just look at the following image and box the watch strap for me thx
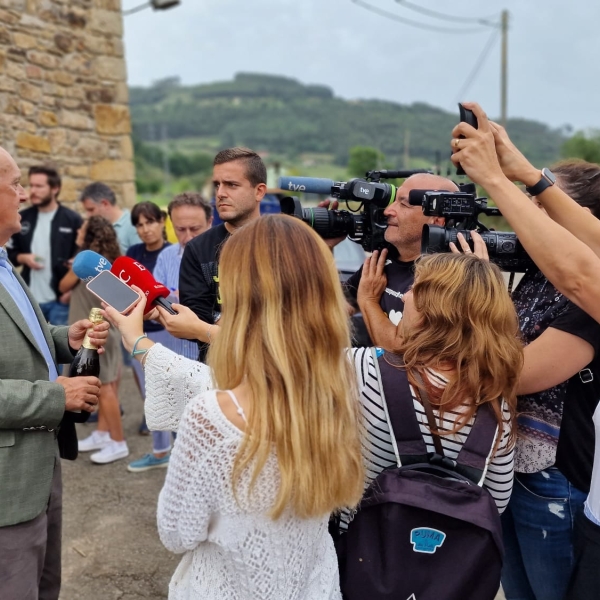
[526,168,555,197]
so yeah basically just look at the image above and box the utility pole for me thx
[500,10,509,127]
[161,123,170,198]
[403,130,411,169]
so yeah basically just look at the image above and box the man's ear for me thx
[255,183,267,202]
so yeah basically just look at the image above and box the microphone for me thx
[110,256,177,315]
[72,250,112,282]
[277,176,335,195]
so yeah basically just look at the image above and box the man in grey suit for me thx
[0,147,109,599]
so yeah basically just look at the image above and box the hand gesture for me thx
[357,248,388,307]
[101,286,147,354]
[450,102,506,187]
[488,121,540,184]
[56,375,101,413]
[317,198,346,248]
[155,303,208,341]
[20,253,44,270]
[449,231,489,261]
[68,319,110,354]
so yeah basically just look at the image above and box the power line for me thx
[350,0,490,34]
[123,2,152,16]
[453,27,500,105]
[394,0,499,27]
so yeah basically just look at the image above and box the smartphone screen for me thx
[86,271,141,313]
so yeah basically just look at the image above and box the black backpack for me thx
[336,351,504,600]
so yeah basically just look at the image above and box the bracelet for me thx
[130,334,149,357]
[206,325,214,343]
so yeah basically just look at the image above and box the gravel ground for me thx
[60,367,505,600]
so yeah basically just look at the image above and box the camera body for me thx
[280,177,397,252]
[278,170,434,252]
[410,183,533,272]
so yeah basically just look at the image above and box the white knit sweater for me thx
[144,344,342,600]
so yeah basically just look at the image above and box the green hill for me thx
[129,73,567,170]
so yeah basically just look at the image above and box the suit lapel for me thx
[0,265,57,363]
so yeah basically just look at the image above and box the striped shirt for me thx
[341,347,514,529]
[153,243,201,360]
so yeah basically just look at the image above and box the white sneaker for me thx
[78,430,111,453]
[90,441,129,464]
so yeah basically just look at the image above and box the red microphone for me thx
[111,256,177,315]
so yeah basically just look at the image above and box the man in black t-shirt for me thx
[343,173,457,347]
[179,148,267,360]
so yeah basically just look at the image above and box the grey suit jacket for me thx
[0,265,73,527]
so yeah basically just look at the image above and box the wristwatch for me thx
[525,168,556,197]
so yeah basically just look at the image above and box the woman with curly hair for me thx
[59,216,128,464]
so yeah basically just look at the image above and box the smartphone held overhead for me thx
[86,270,141,313]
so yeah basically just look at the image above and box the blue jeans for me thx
[39,300,69,326]
[501,467,587,600]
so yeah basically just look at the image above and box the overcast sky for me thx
[122,0,599,132]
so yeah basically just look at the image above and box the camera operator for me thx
[451,102,600,600]
[338,174,456,349]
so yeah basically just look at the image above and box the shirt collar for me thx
[0,247,8,268]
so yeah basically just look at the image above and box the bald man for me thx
[0,147,108,599]
[344,174,458,346]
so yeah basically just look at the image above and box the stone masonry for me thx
[0,0,135,207]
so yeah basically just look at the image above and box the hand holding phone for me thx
[86,270,141,314]
[455,103,478,176]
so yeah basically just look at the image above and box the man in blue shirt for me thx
[0,147,109,600]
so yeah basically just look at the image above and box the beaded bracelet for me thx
[130,334,149,358]
[206,325,214,343]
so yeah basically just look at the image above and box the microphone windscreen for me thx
[111,256,170,314]
[277,176,334,195]
[72,250,112,282]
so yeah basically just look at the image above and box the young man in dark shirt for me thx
[178,148,267,360]
[343,173,455,348]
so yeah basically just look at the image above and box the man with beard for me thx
[8,165,82,325]
[178,147,267,361]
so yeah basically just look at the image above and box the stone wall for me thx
[0,0,135,207]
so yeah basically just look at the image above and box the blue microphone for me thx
[72,250,112,283]
[277,176,335,195]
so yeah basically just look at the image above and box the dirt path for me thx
[61,368,175,599]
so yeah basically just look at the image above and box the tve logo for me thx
[287,182,306,192]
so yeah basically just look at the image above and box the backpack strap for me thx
[453,403,499,485]
[375,350,499,486]
[373,349,429,467]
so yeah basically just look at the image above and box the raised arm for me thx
[451,103,600,323]
[489,121,600,258]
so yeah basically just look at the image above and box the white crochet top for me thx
[144,344,342,600]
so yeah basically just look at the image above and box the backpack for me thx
[336,350,504,600]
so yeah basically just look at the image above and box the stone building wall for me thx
[0,0,135,207]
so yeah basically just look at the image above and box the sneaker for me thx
[78,430,111,452]
[90,441,129,464]
[127,453,170,473]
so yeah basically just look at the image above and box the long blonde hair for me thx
[208,215,364,519]
[395,253,523,445]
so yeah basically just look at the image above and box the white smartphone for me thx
[86,271,141,314]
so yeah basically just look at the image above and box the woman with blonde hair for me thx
[352,250,523,518]
[105,214,365,599]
